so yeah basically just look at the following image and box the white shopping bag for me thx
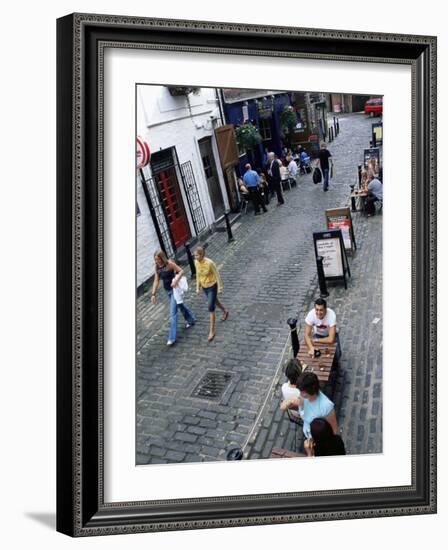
[173,276,188,304]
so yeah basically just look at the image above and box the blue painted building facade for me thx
[221,91,294,176]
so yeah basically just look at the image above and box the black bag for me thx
[312,167,322,184]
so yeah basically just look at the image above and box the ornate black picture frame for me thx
[56,13,437,536]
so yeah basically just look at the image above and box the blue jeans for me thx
[166,290,196,342]
[322,168,330,191]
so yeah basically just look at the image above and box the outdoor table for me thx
[350,191,368,214]
[270,447,306,458]
[297,341,336,383]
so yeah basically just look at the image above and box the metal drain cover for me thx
[192,371,232,400]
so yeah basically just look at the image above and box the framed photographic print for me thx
[56,13,437,536]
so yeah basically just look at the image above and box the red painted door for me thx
[154,166,190,247]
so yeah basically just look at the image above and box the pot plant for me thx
[280,105,298,141]
[235,123,262,152]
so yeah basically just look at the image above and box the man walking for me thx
[316,142,333,192]
[267,152,285,205]
[243,163,268,215]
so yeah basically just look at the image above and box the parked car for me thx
[364,97,383,117]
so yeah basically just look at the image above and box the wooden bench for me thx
[270,447,306,458]
[297,341,337,384]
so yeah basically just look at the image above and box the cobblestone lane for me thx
[136,113,382,464]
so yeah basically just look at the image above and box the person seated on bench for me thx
[238,178,250,208]
[304,298,341,362]
[299,149,311,174]
[280,358,303,422]
[238,178,249,196]
[304,417,346,457]
[280,372,337,440]
[364,171,383,217]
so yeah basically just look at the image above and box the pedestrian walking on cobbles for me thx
[193,246,229,342]
[267,152,285,205]
[316,142,333,192]
[151,250,196,346]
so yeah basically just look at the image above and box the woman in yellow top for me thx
[193,246,229,342]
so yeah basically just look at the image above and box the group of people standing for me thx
[239,150,288,216]
[239,143,334,216]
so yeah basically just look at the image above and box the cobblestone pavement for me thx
[136,113,382,464]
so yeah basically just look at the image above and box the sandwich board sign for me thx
[325,207,357,254]
[372,122,383,145]
[363,147,380,175]
[313,229,351,289]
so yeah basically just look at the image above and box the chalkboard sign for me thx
[313,229,351,289]
[372,122,383,145]
[325,207,357,253]
[364,147,381,175]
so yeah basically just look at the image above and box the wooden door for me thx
[199,137,225,219]
[151,149,190,248]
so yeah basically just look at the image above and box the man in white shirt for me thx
[304,298,341,362]
[286,154,299,186]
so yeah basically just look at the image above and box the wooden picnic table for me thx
[297,340,336,383]
[270,447,306,458]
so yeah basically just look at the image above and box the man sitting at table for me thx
[364,171,383,217]
[304,298,341,362]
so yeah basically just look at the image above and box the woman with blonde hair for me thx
[151,250,196,346]
[193,246,229,342]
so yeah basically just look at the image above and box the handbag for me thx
[312,167,322,184]
[173,275,188,304]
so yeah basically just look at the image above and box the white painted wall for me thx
[136,85,228,284]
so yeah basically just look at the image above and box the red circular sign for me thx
[136,136,150,169]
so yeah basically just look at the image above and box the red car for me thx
[364,97,383,117]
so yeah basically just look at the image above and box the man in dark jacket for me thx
[267,152,285,205]
[316,142,333,192]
